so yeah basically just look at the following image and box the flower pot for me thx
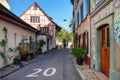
[35,50,41,54]
[76,58,83,65]
[14,58,21,65]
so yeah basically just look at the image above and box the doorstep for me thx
[92,71,109,80]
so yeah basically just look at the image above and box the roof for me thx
[71,0,74,4]
[20,2,52,21]
[0,3,40,34]
[20,2,61,31]
[52,21,61,32]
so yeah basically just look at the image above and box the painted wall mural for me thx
[90,18,97,69]
[114,0,120,71]
[114,3,120,45]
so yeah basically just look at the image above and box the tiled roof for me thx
[0,3,40,33]
[20,2,61,32]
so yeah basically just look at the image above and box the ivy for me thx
[0,27,8,64]
[0,51,7,64]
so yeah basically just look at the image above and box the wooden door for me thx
[100,26,110,77]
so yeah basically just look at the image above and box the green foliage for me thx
[38,39,46,48]
[73,33,78,47]
[72,47,84,59]
[0,27,8,64]
[7,47,20,60]
[3,27,8,41]
[0,51,7,64]
[56,45,59,49]
[69,19,74,28]
[8,48,14,52]
[3,27,8,33]
[8,46,20,52]
[15,54,20,59]
[0,39,7,47]
[56,29,73,42]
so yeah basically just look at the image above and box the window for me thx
[33,5,37,10]
[30,16,40,23]
[77,13,79,26]
[79,4,83,24]
[30,16,35,22]
[83,0,89,18]
[36,17,40,23]
[40,27,49,33]
[79,7,82,23]
[96,0,100,4]
[81,3,83,21]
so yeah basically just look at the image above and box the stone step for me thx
[92,71,109,80]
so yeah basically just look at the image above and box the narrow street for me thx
[1,49,82,80]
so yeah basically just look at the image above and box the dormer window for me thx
[96,0,100,4]
[33,5,37,10]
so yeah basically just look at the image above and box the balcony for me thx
[40,27,53,37]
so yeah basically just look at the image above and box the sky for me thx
[7,0,73,31]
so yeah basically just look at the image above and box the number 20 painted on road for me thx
[26,68,56,77]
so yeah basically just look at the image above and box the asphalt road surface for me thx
[2,49,82,80]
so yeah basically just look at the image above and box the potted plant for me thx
[35,39,46,54]
[72,47,84,65]
[8,47,21,65]
[14,54,21,65]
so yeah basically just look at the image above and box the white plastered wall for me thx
[0,19,36,68]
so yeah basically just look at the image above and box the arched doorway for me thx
[99,25,110,77]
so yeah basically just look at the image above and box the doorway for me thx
[99,25,110,77]
[47,38,49,51]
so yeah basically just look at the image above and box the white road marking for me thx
[26,68,56,78]
[26,68,42,77]
[43,68,56,76]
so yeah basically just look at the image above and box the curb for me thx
[0,67,20,79]
[70,53,86,80]
[0,59,37,79]
[74,64,86,80]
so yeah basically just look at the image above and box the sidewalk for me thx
[72,56,99,80]
[0,49,56,79]
[0,57,37,79]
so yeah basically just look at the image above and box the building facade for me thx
[71,0,120,79]
[0,4,39,68]
[20,2,61,52]
[90,0,120,79]
[71,0,91,67]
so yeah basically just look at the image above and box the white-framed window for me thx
[30,16,40,23]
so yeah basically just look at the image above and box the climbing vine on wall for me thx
[0,27,8,64]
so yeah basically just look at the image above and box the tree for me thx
[56,29,73,42]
